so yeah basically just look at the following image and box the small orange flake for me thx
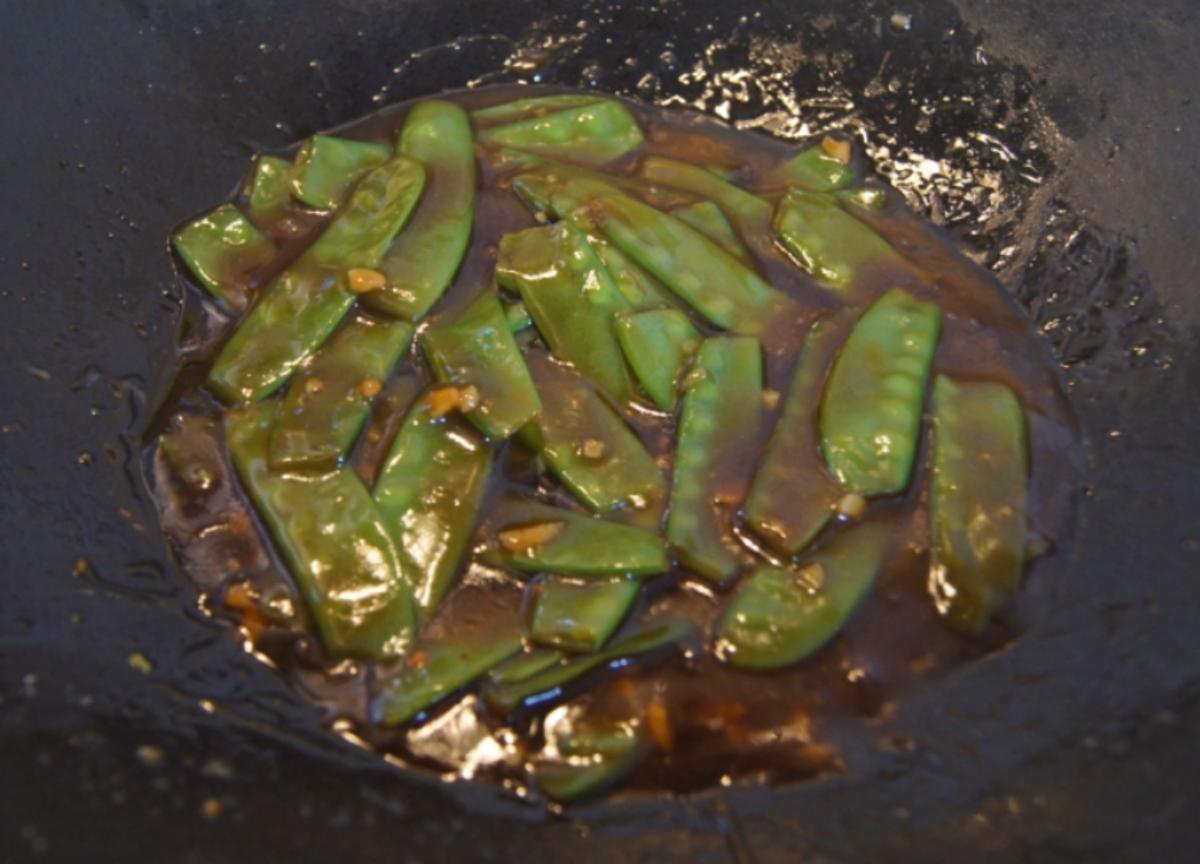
[821,135,852,165]
[201,797,223,820]
[407,649,429,669]
[497,521,564,553]
[576,438,606,460]
[304,376,324,395]
[834,492,867,520]
[357,377,383,398]
[646,697,674,752]
[347,268,387,294]
[425,385,480,418]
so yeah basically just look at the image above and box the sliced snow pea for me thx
[744,313,852,554]
[504,299,532,333]
[225,402,414,659]
[290,134,390,210]
[473,93,603,126]
[669,200,750,262]
[484,618,696,714]
[373,393,492,621]
[368,100,476,320]
[568,216,682,311]
[246,155,293,221]
[478,100,644,166]
[422,289,542,439]
[838,185,888,211]
[764,142,855,191]
[529,576,641,653]
[613,308,701,412]
[773,188,902,288]
[518,352,666,514]
[667,337,763,581]
[487,648,566,685]
[484,498,670,577]
[820,288,941,495]
[929,375,1028,635]
[373,610,525,725]
[496,222,636,405]
[171,203,275,310]
[268,314,413,470]
[640,156,772,239]
[208,156,425,403]
[504,155,693,214]
[533,721,645,802]
[717,520,888,669]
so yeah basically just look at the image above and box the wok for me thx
[2,1,1199,860]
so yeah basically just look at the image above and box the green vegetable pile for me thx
[168,91,1032,801]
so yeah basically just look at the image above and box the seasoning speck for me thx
[127,652,153,674]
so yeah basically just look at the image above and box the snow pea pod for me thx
[367,100,476,320]
[484,618,696,714]
[484,498,670,577]
[496,222,636,405]
[533,721,645,803]
[716,520,888,669]
[374,392,492,621]
[744,313,853,554]
[478,100,644,166]
[613,308,701,412]
[290,135,390,210]
[421,289,541,439]
[763,142,855,191]
[929,375,1028,635]
[487,648,566,685]
[568,216,682,311]
[268,314,413,470]
[669,200,750,262]
[820,288,941,495]
[246,155,293,222]
[207,156,426,403]
[640,156,772,240]
[773,188,902,288]
[519,351,666,515]
[171,204,275,310]
[373,610,525,725]
[667,337,763,582]
[225,402,414,659]
[529,575,641,653]
[473,93,603,126]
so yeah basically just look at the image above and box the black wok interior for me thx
[2,1,1199,861]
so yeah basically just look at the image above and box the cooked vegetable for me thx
[569,217,682,311]
[820,288,941,495]
[478,100,644,166]
[533,721,645,802]
[640,156,772,240]
[519,352,666,514]
[717,521,888,669]
[368,100,476,320]
[484,618,696,714]
[744,314,851,554]
[422,289,542,439]
[171,203,275,309]
[614,308,701,412]
[496,221,636,405]
[773,188,902,287]
[486,648,566,685]
[473,93,604,125]
[268,314,412,470]
[764,140,856,191]
[485,498,670,577]
[929,376,1028,634]
[225,402,414,659]
[529,576,641,653]
[669,200,750,262]
[667,337,763,581]
[290,134,390,210]
[208,156,425,403]
[373,392,492,621]
[247,155,293,220]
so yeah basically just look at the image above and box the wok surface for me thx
[2,1,1198,861]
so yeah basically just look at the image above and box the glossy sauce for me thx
[146,86,1079,800]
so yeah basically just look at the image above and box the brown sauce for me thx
[146,85,1079,802]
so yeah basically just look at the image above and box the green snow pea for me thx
[743,313,852,554]
[529,576,641,653]
[421,289,541,439]
[614,307,701,412]
[478,100,644,166]
[246,155,293,221]
[764,142,855,191]
[171,203,275,310]
[373,392,492,621]
[225,402,414,659]
[929,375,1028,635]
[484,498,670,577]
[473,93,603,126]
[368,100,476,321]
[484,617,696,714]
[496,222,636,405]
[667,337,763,581]
[640,156,772,239]
[669,200,750,262]
[373,609,525,725]
[717,520,888,669]
[207,156,426,403]
[533,721,645,802]
[519,351,666,515]
[268,314,413,470]
[290,135,390,210]
[820,288,941,495]
[773,188,901,288]
[567,215,682,311]
[487,648,566,685]
[504,299,533,333]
